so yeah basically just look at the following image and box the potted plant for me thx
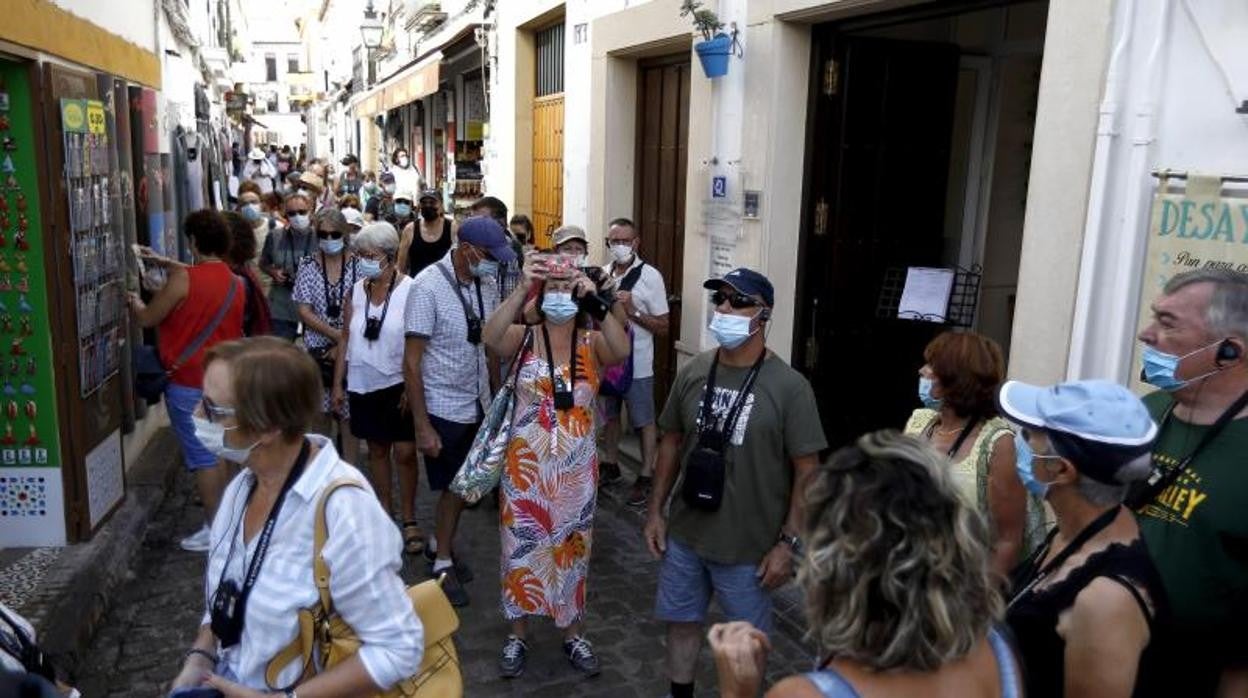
[681,0,733,78]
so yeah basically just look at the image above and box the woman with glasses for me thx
[293,208,361,460]
[258,193,315,341]
[482,253,631,679]
[330,223,423,553]
[169,337,422,696]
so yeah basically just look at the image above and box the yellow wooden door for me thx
[532,94,564,249]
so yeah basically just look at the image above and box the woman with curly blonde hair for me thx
[709,430,1022,697]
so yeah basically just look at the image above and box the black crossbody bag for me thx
[681,351,765,512]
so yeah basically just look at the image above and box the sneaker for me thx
[599,461,622,485]
[563,635,601,676]
[499,635,528,678]
[436,566,470,607]
[179,525,211,553]
[626,476,652,508]
[428,557,474,583]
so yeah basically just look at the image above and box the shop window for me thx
[265,53,277,82]
[535,23,565,97]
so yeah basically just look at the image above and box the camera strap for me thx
[318,252,354,319]
[362,269,398,341]
[697,350,766,449]
[541,323,577,408]
[285,228,312,274]
[436,260,485,328]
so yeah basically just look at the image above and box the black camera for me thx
[327,303,341,319]
[467,317,483,345]
[681,443,726,512]
[553,377,575,410]
[210,579,245,648]
[575,286,614,322]
[364,316,382,341]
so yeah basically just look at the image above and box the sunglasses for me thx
[317,230,344,239]
[286,209,309,216]
[198,396,236,424]
[711,290,759,309]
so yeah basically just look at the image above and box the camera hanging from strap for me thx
[682,350,766,512]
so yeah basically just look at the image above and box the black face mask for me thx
[420,206,439,221]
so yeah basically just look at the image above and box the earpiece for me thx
[1216,339,1242,363]
[759,307,772,321]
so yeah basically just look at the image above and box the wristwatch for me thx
[632,309,643,320]
[778,531,803,556]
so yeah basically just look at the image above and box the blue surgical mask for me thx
[242,203,263,222]
[193,416,259,465]
[542,292,578,324]
[394,203,412,218]
[320,238,344,255]
[1141,341,1222,391]
[918,377,942,409]
[709,311,757,349]
[288,214,310,230]
[471,258,499,279]
[1014,431,1059,499]
[358,258,384,279]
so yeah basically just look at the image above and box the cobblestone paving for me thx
[78,463,815,697]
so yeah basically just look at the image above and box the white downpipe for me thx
[1104,0,1175,384]
[1067,0,1137,380]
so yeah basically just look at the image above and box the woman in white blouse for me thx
[169,337,422,697]
[331,223,424,555]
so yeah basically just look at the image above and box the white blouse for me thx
[202,434,422,690]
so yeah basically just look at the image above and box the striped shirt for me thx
[404,251,498,423]
[202,434,422,690]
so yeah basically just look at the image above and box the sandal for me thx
[402,521,425,556]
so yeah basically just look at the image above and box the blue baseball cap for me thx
[998,379,1158,484]
[457,216,517,263]
[703,267,775,307]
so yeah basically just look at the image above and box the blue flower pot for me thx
[695,34,733,78]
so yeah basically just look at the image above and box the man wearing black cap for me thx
[336,154,362,197]
[472,196,523,302]
[365,171,397,223]
[397,189,454,278]
[643,267,826,698]
[404,216,516,606]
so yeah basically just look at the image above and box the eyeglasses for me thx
[286,209,309,216]
[605,238,634,246]
[197,397,236,424]
[711,290,759,309]
[395,199,413,206]
[317,230,344,239]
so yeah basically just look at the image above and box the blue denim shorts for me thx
[654,536,773,632]
[600,376,656,429]
[165,383,218,470]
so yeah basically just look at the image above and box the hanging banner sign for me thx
[1131,172,1248,390]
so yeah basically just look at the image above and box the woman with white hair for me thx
[332,222,424,554]
[999,379,1167,698]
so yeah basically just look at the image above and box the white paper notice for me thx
[898,267,955,322]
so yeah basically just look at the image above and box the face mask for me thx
[241,203,262,222]
[709,311,758,350]
[358,258,384,279]
[320,238,345,255]
[394,203,413,218]
[398,156,410,168]
[573,254,588,268]
[297,188,312,198]
[918,377,942,409]
[193,416,259,465]
[610,243,634,264]
[471,258,499,279]
[288,214,310,230]
[1014,431,1056,499]
[420,205,439,221]
[383,184,396,195]
[1140,341,1224,391]
[364,183,378,194]
[541,292,578,324]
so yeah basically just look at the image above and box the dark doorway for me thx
[796,34,961,449]
[634,55,690,408]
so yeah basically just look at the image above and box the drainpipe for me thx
[1103,0,1174,383]
[1066,0,1136,380]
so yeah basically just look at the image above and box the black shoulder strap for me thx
[435,261,477,321]
[619,263,646,292]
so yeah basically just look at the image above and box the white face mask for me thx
[610,243,634,264]
[192,416,260,464]
[398,156,410,168]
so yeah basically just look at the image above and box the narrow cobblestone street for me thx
[77,460,814,697]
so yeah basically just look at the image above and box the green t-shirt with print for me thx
[658,350,827,566]
[1138,390,1248,692]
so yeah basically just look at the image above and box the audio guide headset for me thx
[1217,338,1242,363]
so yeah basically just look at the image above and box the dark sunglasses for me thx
[711,290,759,309]
[286,209,309,216]
[317,230,343,239]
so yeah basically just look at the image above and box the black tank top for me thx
[1006,537,1168,698]
[408,218,453,277]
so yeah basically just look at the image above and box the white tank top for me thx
[346,274,413,394]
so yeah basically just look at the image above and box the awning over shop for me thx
[352,54,441,119]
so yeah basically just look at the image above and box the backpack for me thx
[600,264,646,397]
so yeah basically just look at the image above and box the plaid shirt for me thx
[404,251,499,423]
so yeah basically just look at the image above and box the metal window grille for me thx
[535,23,565,97]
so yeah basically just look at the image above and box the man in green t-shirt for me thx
[643,268,827,698]
[1135,268,1248,696]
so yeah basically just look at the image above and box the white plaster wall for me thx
[51,0,159,53]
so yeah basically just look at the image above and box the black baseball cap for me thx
[703,267,775,307]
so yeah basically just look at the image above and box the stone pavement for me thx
[77,460,816,697]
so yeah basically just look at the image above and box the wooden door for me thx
[796,35,960,449]
[531,94,564,248]
[634,57,691,408]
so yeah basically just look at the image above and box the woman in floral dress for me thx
[482,254,630,678]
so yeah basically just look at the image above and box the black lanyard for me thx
[1007,505,1120,610]
[540,324,578,406]
[319,253,354,320]
[435,261,484,321]
[698,350,766,448]
[924,416,981,458]
[1127,388,1248,511]
[219,439,310,630]
[363,270,398,339]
